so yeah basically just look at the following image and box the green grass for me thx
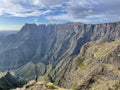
[114,82,120,90]
[93,41,120,58]
[13,62,36,81]
[79,63,84,68]
[75,56,85,67]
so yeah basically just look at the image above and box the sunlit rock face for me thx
[50,39,120,89]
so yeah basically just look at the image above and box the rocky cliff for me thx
[0,22,120,71]
[13,39,120,90]
[0,22,120,89]
[50,39,120,90]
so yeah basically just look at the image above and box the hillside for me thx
[49,39,120,90]
[12,39,120,90]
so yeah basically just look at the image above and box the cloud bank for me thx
[0,0,120,23]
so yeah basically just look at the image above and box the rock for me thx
[14,81,68,90]
[50,39,120,90]
[0,71,23,90]
[1,22,120,70]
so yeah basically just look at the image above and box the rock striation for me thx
[50,39,120,90]
[0,22,120,70]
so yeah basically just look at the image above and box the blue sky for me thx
[0,0,120,30]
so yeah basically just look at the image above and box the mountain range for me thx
[0,22,120,90]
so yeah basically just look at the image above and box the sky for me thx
[0,0,120,31]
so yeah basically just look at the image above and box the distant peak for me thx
[24,23,37,26]
[0,71,11,78]
[65,22,84,24]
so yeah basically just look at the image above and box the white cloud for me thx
[0,0,63,17]
[46,14,69,21]
[66,0,120,23]
[0,0,120,23]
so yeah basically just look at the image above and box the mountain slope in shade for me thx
[49,39,120,90]
[13,62,52,81]
[1,22,120,71]
[0,72,23,90]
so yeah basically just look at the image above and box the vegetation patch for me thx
[93,41,119,58]
[114,81,120,90]
[79,63,85,68]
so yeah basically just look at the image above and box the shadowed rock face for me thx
[0,72,23,90]
[0,22,120,71]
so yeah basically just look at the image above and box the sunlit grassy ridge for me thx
[94,41,119,58]
[60,40,120,90]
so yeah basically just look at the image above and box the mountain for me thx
[0,22,120,89]
[0,22,120,71]
[13,39,120,90]
[0,72,23,90]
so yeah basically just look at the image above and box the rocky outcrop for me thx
[14,80,68,90]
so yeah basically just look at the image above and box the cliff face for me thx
[0,22,120,71]
[0,22,120,89]
[50,40,120,90]
[13,39,120,90]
